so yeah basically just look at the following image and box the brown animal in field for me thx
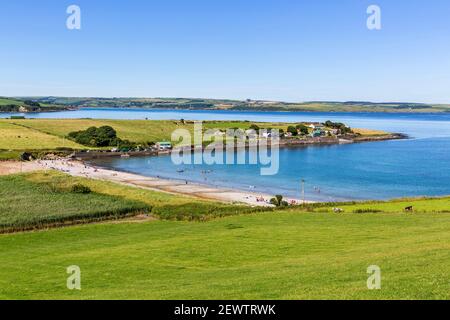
[404,206,413,212]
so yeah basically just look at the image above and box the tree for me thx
[270,195,289,207]
[67,126,132,148]
[249,124,260,133]
[323,120,353,134]
[287,126,298,136]
[296,124,309,135]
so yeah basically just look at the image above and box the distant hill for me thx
[5,97,450,113]
[0,97,68,113]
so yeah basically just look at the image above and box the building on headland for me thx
[308,123,325,130]
[311,129,325,137]
[156,142,173,150]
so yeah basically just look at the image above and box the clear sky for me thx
[1,0,449,103]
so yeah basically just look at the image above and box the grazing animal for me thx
[404,206,413,212]
[333,207,344,213]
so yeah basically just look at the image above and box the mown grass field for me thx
[0,211,448,300]
[316,197,450,213]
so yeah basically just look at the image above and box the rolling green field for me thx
[0,121,85,150]
[0,171,449,299]
[0,119,296,144]
[0,119,257,159]
[1,119,193,143]
[1,119,357,158]
[0,211,448,299]
[0,98,24,106]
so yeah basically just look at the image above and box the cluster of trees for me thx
[67,126,135,148]
[287,124,309,136]
[247,123,309,137]
[323,121,353,134]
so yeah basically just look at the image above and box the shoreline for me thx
[33,160,310,207]
[2,106,448,114]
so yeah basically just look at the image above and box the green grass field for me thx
[0,171,449,299]
[0,119,295,144]
[0,98,24,106]
[0,121,85,150]
[317,197,450,213]
[0,211,448,300]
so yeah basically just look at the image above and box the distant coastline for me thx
[2,96,450,114]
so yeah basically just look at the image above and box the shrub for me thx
[270,195,289,207]
[353,209,383,214]
[71,184,92,194]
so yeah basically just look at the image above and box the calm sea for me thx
[2,108,450,201]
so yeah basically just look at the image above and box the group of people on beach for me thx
[256,196,266,203]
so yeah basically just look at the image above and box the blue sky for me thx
[1,0,449,103]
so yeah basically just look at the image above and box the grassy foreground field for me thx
[0,170,449,299]
[0,211,448,299]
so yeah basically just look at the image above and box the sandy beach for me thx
[6,160,308,207]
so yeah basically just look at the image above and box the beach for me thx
[9,160,307,207]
